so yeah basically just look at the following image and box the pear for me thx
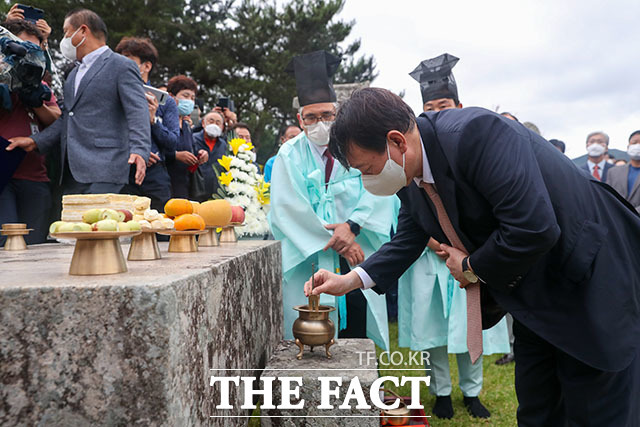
[57,222,76,232]
[72,223,93,232]
[101,209,121,222]
[127,221,141,231]
[93,219,118,232]
[49,221,66,233]
[82,208,104,224]
[118,222,130,232]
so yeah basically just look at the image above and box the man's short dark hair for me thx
[115,37,158,68]
[549,139,566,153]
[3,19,43,44]
[330,87,415,168]
[233,122,251,133]
[65,9,108,41]
[630,130,640,141]
[166,75,198,96]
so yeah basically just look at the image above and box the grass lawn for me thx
[250,322,517,426]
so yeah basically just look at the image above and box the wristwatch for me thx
[462,256,479,284]
[346,220,360,237]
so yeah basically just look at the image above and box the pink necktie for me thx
[420,181,483,364]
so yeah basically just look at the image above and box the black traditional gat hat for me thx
[409,53,460,104]
[285,50,341,107]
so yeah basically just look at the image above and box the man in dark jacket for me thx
[306,88,640,426]
[192,110,228,201]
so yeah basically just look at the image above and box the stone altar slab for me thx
[0,240,282,426]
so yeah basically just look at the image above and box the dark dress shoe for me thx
[463,396,491,418]
[432,395,454,419]
[495,353,515,365]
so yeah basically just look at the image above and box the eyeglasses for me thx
[301,111,336,125]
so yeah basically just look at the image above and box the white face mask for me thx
[60,27,85,61]
[205,124,222,138]
[362,143,407,196]
[305,121,332,146]
[628,144,640,161]
[587,143,606,158]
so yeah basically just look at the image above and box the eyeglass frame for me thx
[301,111,337,126]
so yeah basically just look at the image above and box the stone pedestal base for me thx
[260,339,380,427]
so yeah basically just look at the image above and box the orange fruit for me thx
[199,200,232,227]
[164,198,193,218]
[174,213,205,231]
[192,213,206,230]
[190,201,200,215]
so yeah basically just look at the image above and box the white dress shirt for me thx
[308,139,336,181]
[354,136,433,289]
[587,159,606,179]
[74,45,110,96]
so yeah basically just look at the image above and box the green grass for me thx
[249,322,517,426]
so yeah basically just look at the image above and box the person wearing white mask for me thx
[192,110,228,202]
[7,8,150,194]
[268,51,398,349]
[582,131,613,181]
[606,130,640,213]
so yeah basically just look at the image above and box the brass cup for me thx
[292,304,336,359]
[168,234,198,252]
[128,231,161,261]
[381,389,411,426]
[220,226,237,243]
[69,238,127,275]
[199,227,220,247]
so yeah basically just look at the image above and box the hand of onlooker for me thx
[440,243,472,288]
[6,137,36,152]
[147,151,161,167]
[35,19,51,43]
[182,115,193,127]
[342,242,365,266]
[7,4,24,21]
[146,93,159,124]
[304,269,362,297]
[428,237,449,261]
[323,222,355,253]
[197,149,208,164]
[128,153,146,185]
[176,150,198,166]
[214,106,237,127]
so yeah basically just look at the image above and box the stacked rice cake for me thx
[61,194,151,222]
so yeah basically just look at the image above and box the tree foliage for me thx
[1,0,376,162]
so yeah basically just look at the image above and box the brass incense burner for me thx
[1,223,31,251]
[127,230,161,261]
[292,263,336,359]
[380,389,411,426]
[198,226,220,247]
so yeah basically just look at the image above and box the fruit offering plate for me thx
[228,222,245,227]
[155,229,208,236]
[51,231,142,240]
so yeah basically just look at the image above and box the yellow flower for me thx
[217,155,232,171]
[229,138,246,155]
[243,142,255,152]
[219,171,233,186]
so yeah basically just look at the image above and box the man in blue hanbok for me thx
[268,51,397,350]
[395,54,510,419]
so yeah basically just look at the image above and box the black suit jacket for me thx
[361,108,640,372]
[581,161,613,182]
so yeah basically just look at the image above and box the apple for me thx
[118,209,133,222]
[127,221,141,231]
[82,208,103,224]
[118,222,130,232]
[230,206,245,224]
[93,219,118,231]
[49,221,66,233]
[101,209,121,221]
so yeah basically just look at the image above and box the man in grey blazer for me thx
[606,130,640,213]
[6,9,150,194]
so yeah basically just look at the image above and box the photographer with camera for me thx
[115,36,179,211]
[0,18,60,246]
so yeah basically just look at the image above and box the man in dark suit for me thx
[306,88,640,426]
[581,131,614,181]
[192,110,228,201]
[7,9,150,194]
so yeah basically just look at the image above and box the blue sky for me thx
[340,0,640,158]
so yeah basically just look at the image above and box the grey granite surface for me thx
[0,241,283,426]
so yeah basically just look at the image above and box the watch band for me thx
[462,256,470,272]
[346,220,360,237]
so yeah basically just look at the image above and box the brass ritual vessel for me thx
[157,229,207,253]
[127,230,161,261]
[50,231,141,275]
[1,223,32,251]
[198,226,220,247]
[292,263,336,359]
[219,224,239,243]
[380,389,411,426]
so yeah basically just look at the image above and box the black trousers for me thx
[0,179,51,245]
[122,163,172,211]
[513,319,640,426]
[337,256,367,339]
[62,161,124,195]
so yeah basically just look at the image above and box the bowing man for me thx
[268,51,398,350]
[306,87,640,426]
